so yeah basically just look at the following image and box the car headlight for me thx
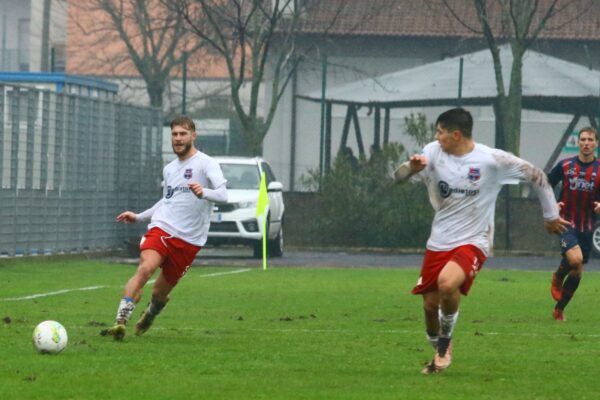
[237,200,257,209]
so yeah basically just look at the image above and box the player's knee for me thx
[437,278,459,297]
[567,255,584,269]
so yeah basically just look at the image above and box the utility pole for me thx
[319,53,327,186]
[41,0,51,71]
[1,1,7,71]
[182,51,188,115]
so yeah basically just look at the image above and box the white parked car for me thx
[207,156,285,257]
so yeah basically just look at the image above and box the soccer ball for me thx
[32,320,68,354]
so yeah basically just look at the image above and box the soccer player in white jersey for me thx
[394,108,569,374]
[103,115,228,340]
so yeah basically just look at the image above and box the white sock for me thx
[438,309,459,338]
[115,297,136,324]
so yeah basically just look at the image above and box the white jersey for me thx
[414,142,559,256]
[144,151,227,246]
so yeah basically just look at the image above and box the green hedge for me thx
[290,143,434,248]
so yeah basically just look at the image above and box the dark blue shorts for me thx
[559,227,592,264]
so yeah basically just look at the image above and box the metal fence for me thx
[0,84,163,256]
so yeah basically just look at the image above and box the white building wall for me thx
[0,0,31,70]
[0,0,66,72]
[28,0,66,72]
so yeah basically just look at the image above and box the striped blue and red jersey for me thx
[547,156,600,232]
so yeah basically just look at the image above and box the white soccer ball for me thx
[32,320,68,354]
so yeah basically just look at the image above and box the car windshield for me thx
[220,163,260,190]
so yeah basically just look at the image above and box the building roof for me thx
[299,45,600,115]
[300,0,600,41]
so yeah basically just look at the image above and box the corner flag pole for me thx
[261,212,267,270]
[256,172,269,270]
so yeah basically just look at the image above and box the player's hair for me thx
[578,126,598,140]
[170,115,195,131]
[436,108,473,138]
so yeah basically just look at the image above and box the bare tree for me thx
[438,0,592,156]
[69,0,206,108]
[167,0,351,155]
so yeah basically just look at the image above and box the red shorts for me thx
[140,227,201,286]
[412,245,486,296]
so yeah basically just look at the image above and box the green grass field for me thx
[1,258,599,399]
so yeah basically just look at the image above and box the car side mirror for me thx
[267,181,283,192]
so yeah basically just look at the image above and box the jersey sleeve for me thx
[492,149,538,184]
[136,199,164,222]
[547,161,564,188]
[492,149,559,221]
[205,158,227,189]
[410,142,436,182]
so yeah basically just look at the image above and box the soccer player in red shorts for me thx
[394,108,568,374]
[103,115,228,340]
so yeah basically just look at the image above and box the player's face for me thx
[435,124,455,153]
[578,131,597,159]
[171,124,197,157]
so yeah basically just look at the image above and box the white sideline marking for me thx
[73,325,600,339]
[1,286,107,301]
[131,327,600,339]
[1,268,252,302]
[197,268,252,278]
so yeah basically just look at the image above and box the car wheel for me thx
[268,226,284,257]
[592,223,600,257]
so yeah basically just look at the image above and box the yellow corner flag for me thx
[256,172,270,270]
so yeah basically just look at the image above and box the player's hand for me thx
[188,182,204,198]
[408,154,427,173]
[594,201,600,214]
[116,211,136,224]
[544,217,570,234]
[557,201,565,211]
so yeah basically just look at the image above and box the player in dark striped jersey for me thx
[547,126,600,321]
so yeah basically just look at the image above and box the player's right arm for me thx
[394,154,428,184]
[116,211,136,224]
[116,199,164,224]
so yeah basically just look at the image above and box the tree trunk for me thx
[499,48,524,156]
[147,84,164,109]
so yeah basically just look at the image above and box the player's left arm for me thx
[188,160,228,203]
[190,182,227,202]
[494,150,568,233]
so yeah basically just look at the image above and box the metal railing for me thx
[0,84,162,256]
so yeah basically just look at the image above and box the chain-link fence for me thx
[0,84,162,257]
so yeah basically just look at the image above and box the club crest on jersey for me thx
[468,167,481,182]
[184,169,192,179]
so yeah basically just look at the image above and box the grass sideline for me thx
[1,259,598,399]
